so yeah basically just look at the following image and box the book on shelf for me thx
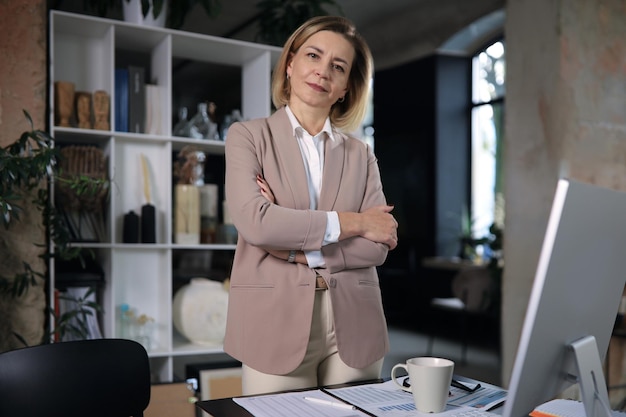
[144,84,163,135]
[128,65,145,134]
[114,68,129,132]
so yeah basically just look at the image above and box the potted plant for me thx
[255,0,343,46]
[0,111,107,346]
[78,0,222,29]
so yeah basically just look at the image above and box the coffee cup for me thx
[391,357,454,413]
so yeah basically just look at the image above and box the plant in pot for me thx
[0,111,108,348]
[254,0,343,46]
[79,0,222,29]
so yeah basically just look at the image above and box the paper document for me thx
[327,378,507,417]
[233,378,507,417]
[233,389,370,417]
[447,381,507,410]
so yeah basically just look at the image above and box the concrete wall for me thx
[503,0,626,388]
[0,2,47,135]
[0,1,48,350]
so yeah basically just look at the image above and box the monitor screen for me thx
[503,178,626,417]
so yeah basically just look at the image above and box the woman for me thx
[224,15,398,395]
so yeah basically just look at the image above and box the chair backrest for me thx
[0,338,151,417]
[451,267,495,312]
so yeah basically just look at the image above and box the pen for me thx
[304,396,356,410]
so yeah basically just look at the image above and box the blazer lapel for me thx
[267,108,311,210]
[319,132,344,211]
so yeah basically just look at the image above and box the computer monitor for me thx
[502,178,626,417]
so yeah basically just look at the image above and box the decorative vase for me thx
[174,184,200,244]
[199,184,219,244]
[172,278,229,345]
[123,0,167,27]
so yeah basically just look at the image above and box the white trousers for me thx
[242,289,383,395]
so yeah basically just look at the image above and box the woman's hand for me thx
[257,174,275,203]
[338,205,399,250]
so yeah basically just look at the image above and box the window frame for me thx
[469,36,505,244]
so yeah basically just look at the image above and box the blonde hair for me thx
[271,16,373,133]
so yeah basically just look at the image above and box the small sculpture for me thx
[93,90,110,130]
[187,101,219,140]
[75,92,92,129]
[54,81,75,127]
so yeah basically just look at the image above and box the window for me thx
[471,40,505,241]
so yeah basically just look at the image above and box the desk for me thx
[197,396,252,417]
[196,376,504,417]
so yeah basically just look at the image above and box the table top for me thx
[196,376,500,417]
[197,397,252,417]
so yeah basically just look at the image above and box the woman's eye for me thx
[332,64,345,73]
[307,52,318,59]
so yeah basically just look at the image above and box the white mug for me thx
[391,357,454,413]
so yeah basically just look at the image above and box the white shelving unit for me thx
[49,10,281,382]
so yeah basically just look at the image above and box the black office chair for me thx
[0,338,151,417]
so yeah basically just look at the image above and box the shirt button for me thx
[329,278,337,288]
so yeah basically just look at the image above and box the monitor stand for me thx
[570,335,613,417]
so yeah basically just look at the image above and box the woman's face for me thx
[286,30,354,114]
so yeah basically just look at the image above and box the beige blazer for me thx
[223,107,390,375]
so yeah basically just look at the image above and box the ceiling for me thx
[57,0,505,71]
[173,0,505,116]
[180,0,506,71]
[54,0,505,115]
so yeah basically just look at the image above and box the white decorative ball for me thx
[172,278,229,345]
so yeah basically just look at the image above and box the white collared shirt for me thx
[285,106,340,268]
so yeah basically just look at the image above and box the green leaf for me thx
[151,0,164,18]
[255,0,344,45]
[141,0,150,17]
[200,0,222,17]
[4,110,105,342]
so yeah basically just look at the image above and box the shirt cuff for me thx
[304,250,325,268]
[324,211,340,244]
[305,212,340,268]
